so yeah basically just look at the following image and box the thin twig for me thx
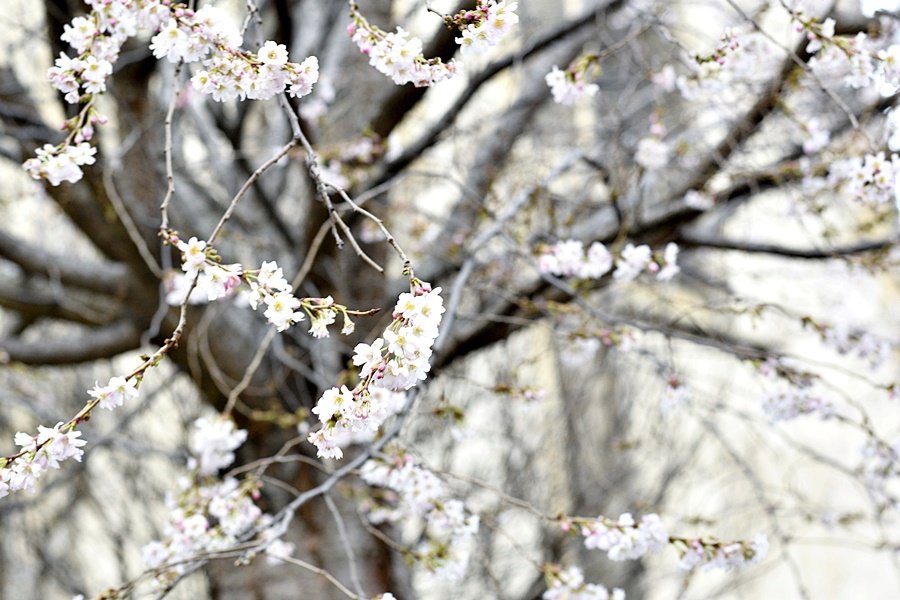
[279,555,362,599]
[159,64,182,231]
[103,159,163,279]
[324,493,367,599]
[223,326,278,416]
[207,140,299,245]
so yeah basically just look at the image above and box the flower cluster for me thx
[245,265,357,337]
[307,279,444,459]
[695,27,742,67]
[349,4,458,86]
[451,0,519,55]
[808,17,900,95]
[25,2,318,186]
[808,32,876,90]
[561,512,769,575]
[826,153,900,206]
[360,452,479,581]
[49,2,148,105]
[172,236,243,304]
[860,439,900,510]
[151,5,320,102]
[820,323,893,368]
[0,423,87,498]
[167,235,362,336]
[188,417,248,476]
[546,64,600,105]
[22,142,97,186]
[618,243,679,281]
[760,383,834,422]
[801,16,835,55]
[143,415,293,587]
[673,534,768,571]
[796,7,900,95]
[88,375,140,411]
[537,240,679,283]
[149,5,242,64]
[756,356,834,422]
[800,117,831,155]
[660,29,781,101]
[542,565,625,600]
[242,260,305,332]
[191,42,319,102]
[0,373,142,499]
[538,240,612,279]
[576,513,669,561]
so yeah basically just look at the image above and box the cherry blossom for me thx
[88,376,139,411]
[580,512,669,561]
[189,417,248,476]
[453,0,519,55]
[348,2,459,86]
[675,534,769,571]
[359,452,479,580]
[547,53,601,105]
[307,279,444,459]
[542,565,625,600]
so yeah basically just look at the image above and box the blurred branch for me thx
[0,319,141,365]
[679,233,899,259]
[0,229,129,295]
[675,39,812,201]
[0,277,118,326]
[43,174,160,282]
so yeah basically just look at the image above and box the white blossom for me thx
[581,513,668,561]
[455,1,519,55]
[360,454,478,580]
[308,283,443,459]
[543,565,625,600]
[88,376,138,410]
[634,137,670,170]
[189,417,248,475]
[546,65,599,105]
[613,244,652,281]
[349,13,457,87]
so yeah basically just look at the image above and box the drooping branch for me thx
[367,0,477,139]
[374,0,626,184]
